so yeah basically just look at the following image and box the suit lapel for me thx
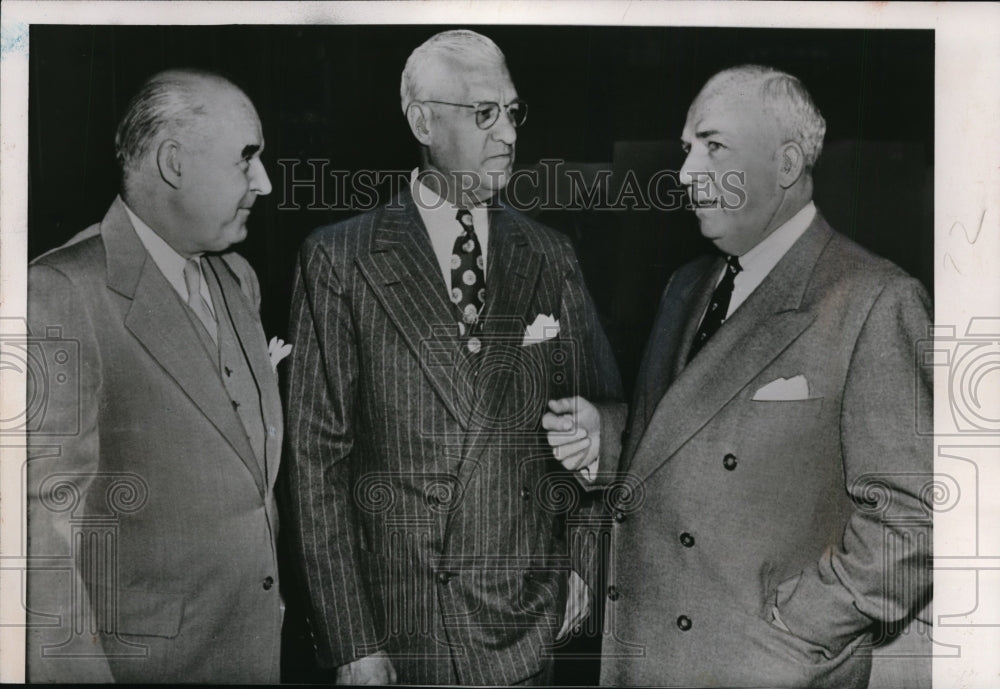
[206,255,283,487]
[621,259,716,470]
[103,199,265,495]
[355,191,469,426]
[671,261,723,380]
[628,216,834,481]
[459,208,544,469]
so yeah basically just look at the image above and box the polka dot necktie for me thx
[450,209,486,339]
[687,255,742,363]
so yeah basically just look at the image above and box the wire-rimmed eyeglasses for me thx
[422,99,528,130]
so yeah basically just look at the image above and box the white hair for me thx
[701,64,827,168]
[400,30,508,114]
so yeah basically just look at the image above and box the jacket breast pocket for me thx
[744,396,825,426]
[96,587,184,638]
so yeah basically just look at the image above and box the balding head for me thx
[115,69,251,177]
[115,68,270,258]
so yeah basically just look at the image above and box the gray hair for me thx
[702,64,827,168]
[114,68,230,172]
[400,30,507,114]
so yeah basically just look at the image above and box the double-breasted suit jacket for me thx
[26,198,284,683]
[600,213,933,688]
[284,190,623,685]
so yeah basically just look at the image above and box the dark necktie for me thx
[687,255,742,363]
[450,209,486,339]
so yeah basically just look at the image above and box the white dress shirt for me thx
[410,168,489,289]
[123,201,215,316]
[721,201,816,318]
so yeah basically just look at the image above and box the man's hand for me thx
[335,651,397,685]
[542,397,601,472]
[556,570,592,640]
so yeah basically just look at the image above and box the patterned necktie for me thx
[687,255,742,363]
[183,257,218,344]
[450,209,486,339]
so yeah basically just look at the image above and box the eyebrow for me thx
[241,143,262,159]
[695,129,721,139]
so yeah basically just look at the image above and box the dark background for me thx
[29,24,934,684]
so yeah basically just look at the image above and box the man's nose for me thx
[491,108,518,146]
[678,151,695,187]
[250,158,272,196]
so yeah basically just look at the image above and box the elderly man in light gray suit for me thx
[26,69,284,683]
[545,65,933,688]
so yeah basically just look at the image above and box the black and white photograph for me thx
[1,2,997,686]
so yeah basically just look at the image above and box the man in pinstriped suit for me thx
[283,30,624,685]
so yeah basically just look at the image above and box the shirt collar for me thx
[409,168,490,286]
[122,200,198,302]
[409,168,489,228]
[738,201,816,275]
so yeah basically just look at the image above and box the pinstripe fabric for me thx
[284,190,622,684]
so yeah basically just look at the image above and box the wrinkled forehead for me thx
[423,54,515,101]
[683,80,773,140]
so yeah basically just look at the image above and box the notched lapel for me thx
[124,259,265,494]
[206,256,283,486]
[102,198,266,493]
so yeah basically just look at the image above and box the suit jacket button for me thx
[723,453,738,470]
[677,615,692,631]
[679,532,695,547]
[437,571,453,585]
[520,486,531,501]
[262,576,274,591]
[613,510,626,523]
[607,585,621,601]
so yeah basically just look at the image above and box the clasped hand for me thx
[542,396,601,473]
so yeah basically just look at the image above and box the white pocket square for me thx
[752,375,809,401]
[523,314,560,346]
[268,336,293,371]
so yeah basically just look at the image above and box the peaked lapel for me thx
[102,198,266,495]
[206,254,283,487]
[458,207,544,471]
[627,216,835,481]
[355,190,470,426]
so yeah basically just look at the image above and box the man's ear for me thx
[156,139,183,189]
[777,142,805,189]
[406,103,433,146]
